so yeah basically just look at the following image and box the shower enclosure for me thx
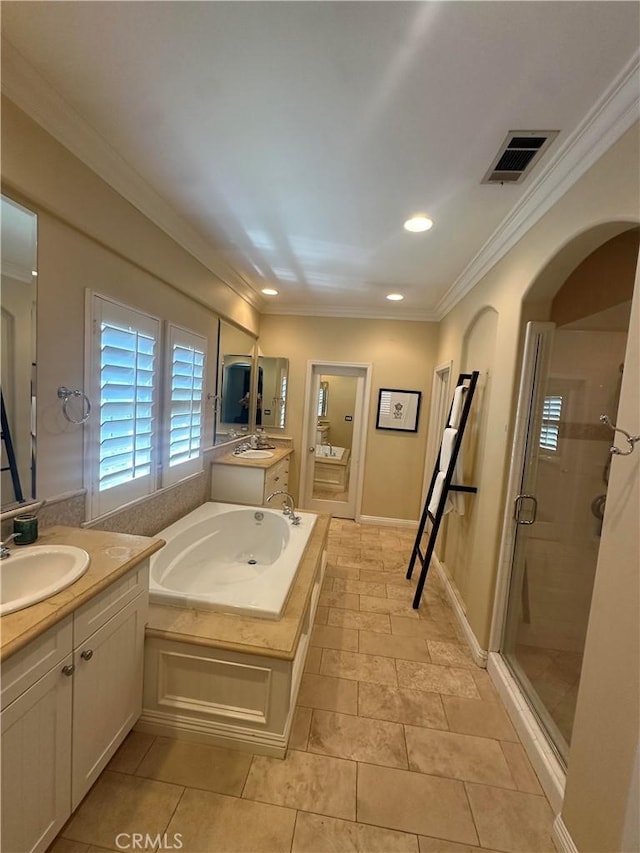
[501,320,628,763]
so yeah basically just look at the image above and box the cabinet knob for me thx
[80,649,94,661]
[61,664,75,677]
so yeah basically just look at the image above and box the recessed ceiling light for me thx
[261,288,279,296]
[403,215,433,233]
[386,293,404,301]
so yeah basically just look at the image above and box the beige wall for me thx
[321,374,357,450]
[258,315,439,521]
[433,122,639,649]
[1,98,258,506]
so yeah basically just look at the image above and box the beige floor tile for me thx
[49,841,90,853]
[62,771,183,849]
[427,640,476,669]
[442,696,519,742]
[304,645,323,673]
[360,569,408,586]
[358,683,448,730]
[465,783,555,852]
[405,726,515,788]
[500,741,544,795]
[396,660,480,699]
[471,670,501,703]
[419,838,495,853]
[244,749,357,820]
[391,615,458,641]
[290,706,313,751]
[293,811,419,852]
[337,555,384,570]
[357,764,478,845]
[325,564,361,580]
[315,605,330,625]
[297,672,359,714]
[166,787,296,852]
[333,578,388,597]
[321,648,398,685]
[386,583,418,600]
[309,709,408,768]
[312,624,359,651]
[319,589,360,610]
[327,608,391,633]
[360,595,420,617]
[136,736,252,795]
[107,731,155,774]
[359,631,431,662]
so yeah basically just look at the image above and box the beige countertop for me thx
[0,526,165,661]
[146,513,330,661]
[211,445,291,469]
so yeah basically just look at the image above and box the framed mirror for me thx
[214,321,257,444]
[1,195,38,508]
[257,356,289,429]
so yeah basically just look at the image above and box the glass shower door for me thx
[502,322,625,764]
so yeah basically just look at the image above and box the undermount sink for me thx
[0,545,90,616]
[239,450,274,459]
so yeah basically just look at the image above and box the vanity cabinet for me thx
[211,453,290,508]
[0,562,148,853]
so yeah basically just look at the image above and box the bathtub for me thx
[149,501,317,619]
[315,444,347,460]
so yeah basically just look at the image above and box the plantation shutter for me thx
[539,394,563,452]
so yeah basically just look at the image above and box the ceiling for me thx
[1,2,639,320]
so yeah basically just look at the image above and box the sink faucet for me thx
[0,533,20,559]
[323,441,333,456]
[266,490,301,525]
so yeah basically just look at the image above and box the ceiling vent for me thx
[482,130,559,184]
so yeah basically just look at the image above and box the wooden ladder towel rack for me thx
[407,371,479,609]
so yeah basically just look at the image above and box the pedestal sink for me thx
[0,545,90,616]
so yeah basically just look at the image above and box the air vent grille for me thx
[482,130,559,185]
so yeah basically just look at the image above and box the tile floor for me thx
[50,519,556,853]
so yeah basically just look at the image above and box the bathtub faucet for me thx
[266,490,301,525]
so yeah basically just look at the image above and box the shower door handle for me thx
[513,494,538,525]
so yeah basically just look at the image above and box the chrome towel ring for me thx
[57,386,91,424]
[600,414,639,456]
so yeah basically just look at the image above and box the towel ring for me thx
[600,414,639,456]
[57,386,91,424]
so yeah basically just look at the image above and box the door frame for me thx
[299,360,371,520]
[421,360,453,507]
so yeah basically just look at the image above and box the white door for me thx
[300,362,370,519]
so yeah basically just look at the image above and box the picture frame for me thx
[376,388,422,432]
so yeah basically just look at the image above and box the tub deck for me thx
[145,513,330,660]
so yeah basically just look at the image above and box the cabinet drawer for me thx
[1,616,73,711]
[74,562,149,646]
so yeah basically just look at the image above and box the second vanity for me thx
[0,527,164,853]
[210,445,292,507]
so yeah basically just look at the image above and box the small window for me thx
[87,295,160,519]
[317,380,329,418]
[540,394,563,452]
[279,374,287,429]
[163,325,206,486]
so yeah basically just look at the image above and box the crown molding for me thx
[435,50,640,320]
[260,304,439,322]
[1,38,262,312]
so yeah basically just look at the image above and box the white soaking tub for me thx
[149,501,317,619]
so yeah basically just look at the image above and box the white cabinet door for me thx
[71,594,146,809]
[1,656,73,853]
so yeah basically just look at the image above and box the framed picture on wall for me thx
[376,388,422,432]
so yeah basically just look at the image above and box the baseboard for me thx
[358,514,418,529]
[487,651,566,814]
[136,710,288,758]
[431,554,488,668]
[552,814,578,853]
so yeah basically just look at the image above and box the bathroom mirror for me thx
[1,194,38,508]
[215,321,257,444]
[257,356,289,429]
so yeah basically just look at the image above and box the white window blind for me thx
[163,325,207,486]
[88,295,160,519]
[279,374,287,428]
[540,394,563,452]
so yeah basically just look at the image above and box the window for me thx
[163,325,207,486]
[317,380,329,418]
[539,394,563,452]
[87,295,160,519]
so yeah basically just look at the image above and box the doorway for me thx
[299,362,370,519]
